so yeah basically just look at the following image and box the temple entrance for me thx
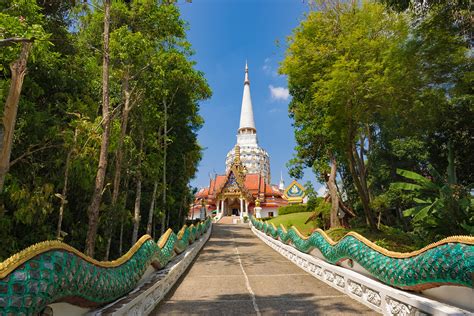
[225,198,240,216]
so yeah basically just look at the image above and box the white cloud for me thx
[262,58,271,72]
[262,58,278,77]
[269,85,290,101]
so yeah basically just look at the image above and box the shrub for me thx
[277,204,308,215]
[391,147,473,240]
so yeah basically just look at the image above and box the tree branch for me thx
[0,37,35,47]
[9,143,61,168]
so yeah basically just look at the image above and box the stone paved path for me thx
[154,223,378,315]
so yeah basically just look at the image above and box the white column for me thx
[222,200,225,215]
[245,201,249,216]
[240,198,244,218]
[217,200,220,213]
[200,206,205,219]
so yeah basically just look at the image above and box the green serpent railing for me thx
[0,218,211,314]
[251,217,473,291]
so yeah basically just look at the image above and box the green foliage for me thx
[312,200,331,229]
[326,224,419,252]
[277,204,307,216]
[0,0,210,259]
[392,147,473,239]
[0,1,52,69]
[281,1,413,228]
[282,0,473,237]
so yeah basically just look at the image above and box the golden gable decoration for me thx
[283,180,306,204]
[216,146,253,201]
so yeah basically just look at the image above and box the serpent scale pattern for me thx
[0,218,211,314]
[251,217,474,290]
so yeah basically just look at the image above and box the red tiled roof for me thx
[244,174,260,191]
[195,172,284,203]
[196,187,209,198]
[214,175,226,192]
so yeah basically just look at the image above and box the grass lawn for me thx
[266,212,418,252]
[325,226,418,252]
[266,212,316,236]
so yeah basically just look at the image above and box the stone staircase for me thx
[217,216,242,224]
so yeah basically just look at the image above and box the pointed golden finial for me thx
[234,145,241,163]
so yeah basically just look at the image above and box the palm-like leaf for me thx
[391,182,423,191]
[396,168,439,191]
[396,169,430,184]
[413,204,432,221]
[393,148,472,235]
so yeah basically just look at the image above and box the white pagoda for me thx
[225,62,271,184]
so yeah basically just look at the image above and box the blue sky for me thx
[180,0,324,195]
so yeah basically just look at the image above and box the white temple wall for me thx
[188,208,210,220]
[259,208,279,218]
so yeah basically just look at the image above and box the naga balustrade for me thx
[250,217,473,291]
[0,218,211,314]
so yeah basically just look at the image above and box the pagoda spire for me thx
[244,60,250,84]
[279,171,285,191]
[239,61,256,133]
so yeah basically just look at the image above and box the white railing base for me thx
[251,226,471,316]
[88,225,212,316]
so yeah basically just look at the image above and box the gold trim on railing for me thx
[0,219,209,280]
[253,219,474,259]
[271,223,277,232]
[0,235,153,279]
[177,225,188,240]
[158,228,174,249]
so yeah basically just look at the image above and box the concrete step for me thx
[217,216,242,224]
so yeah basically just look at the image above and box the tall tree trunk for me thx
[346,143,376,229]
[104,236,112,261]
[146,181,158,235]
[57,127,78,239]
[112,76,131,207]
[160,99,168,236]
[0,42,32,191]
[118,222,124,255]
[131,133,144,245]
[328,154,341,228]
[85,0,112,257]
[118,176,129,256]
[104,75,132,260]
[131,172,142,245]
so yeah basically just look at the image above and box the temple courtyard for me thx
[154,220,376,315]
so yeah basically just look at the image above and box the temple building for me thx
[190,63,288,220]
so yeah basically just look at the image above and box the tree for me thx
[0,0,210,261]
[282,1,409,229]
[84,0,112,257]
[0,1,51,191]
